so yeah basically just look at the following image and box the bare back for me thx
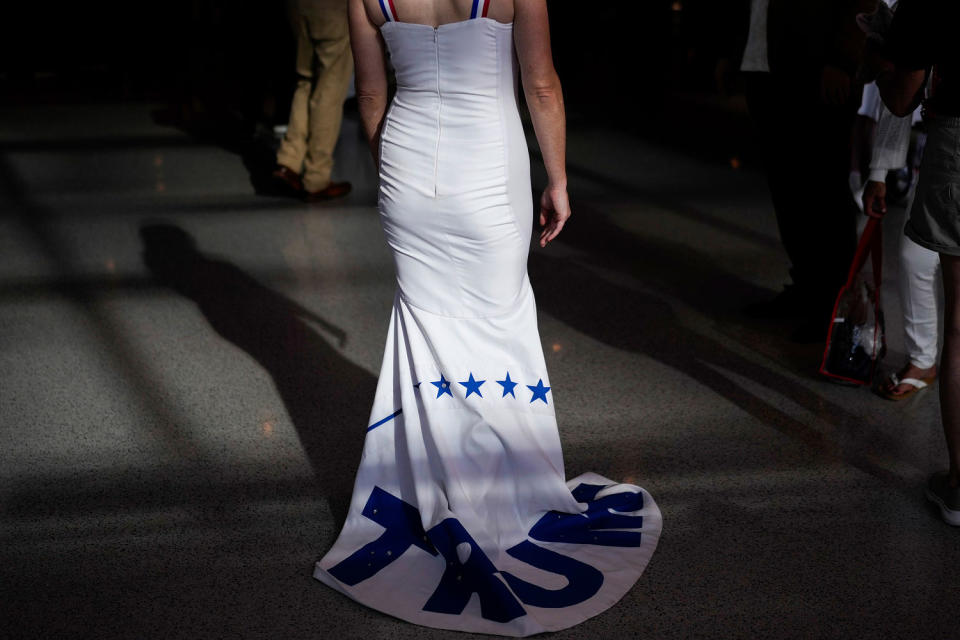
[361,0,514,28]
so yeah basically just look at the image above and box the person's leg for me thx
[899,231,942,363]
[778,92,859,339]
[743,73,812,317]
[744,72,774,155]
[909,121,960,520]
[886,232,941,395]
[761,75,824,310]
[940,254,960,486]
[765,79,812,296]
[301,9,353,194]
[276,12,314,175]
[746,70,863,341]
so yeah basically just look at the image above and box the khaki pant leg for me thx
[276,14,315,173]
[301,9,352,192]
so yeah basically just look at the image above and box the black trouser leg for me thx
[747,72,859,320]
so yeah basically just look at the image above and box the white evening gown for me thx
[314,13,662,636]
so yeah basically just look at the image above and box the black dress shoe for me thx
[790,315,829,344]
[743,285,808,320]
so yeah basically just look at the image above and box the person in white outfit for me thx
[861,100,940,399]
[312,0,663,634]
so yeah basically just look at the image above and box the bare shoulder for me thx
[513,0,551,44]
[358,0,387,27]
[513,0,549,35]
[486,0,515,24]
[512,0,555,82]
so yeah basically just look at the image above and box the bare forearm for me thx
[348,0,389,165]
[525,73,566,188]
[357,92,387,164]
[514,0,570,247]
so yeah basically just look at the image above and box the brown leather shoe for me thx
[304,181,352,202]
[271,165,303,194]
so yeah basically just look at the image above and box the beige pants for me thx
[276,2,352,192]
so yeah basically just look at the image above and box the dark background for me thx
[0,1,753,160]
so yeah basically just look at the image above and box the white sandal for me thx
[881,373,935,401]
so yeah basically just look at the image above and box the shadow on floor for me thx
[140,223,372,525]
[150,108,291,197]
[560,195,774,325]
[537,180,832,380]
[528,249,920,490]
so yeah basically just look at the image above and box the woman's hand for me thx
[862,180,887,218]
[538,185,570,247]
[516,0,569,248]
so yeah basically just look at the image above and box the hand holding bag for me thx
[820,217,886,385]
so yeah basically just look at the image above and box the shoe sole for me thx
[925,487,960,526]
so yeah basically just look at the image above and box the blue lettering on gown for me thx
[422,518,527,623]
[328,486,437,586]
[328,485,642,619]
[501,541,604,608]
[528,484,645,547]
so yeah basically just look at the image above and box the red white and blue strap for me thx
[379,0,398,22]
[469,0,491,19]
[381,0,487,23]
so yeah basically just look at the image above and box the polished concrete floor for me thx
[1,103,958,640]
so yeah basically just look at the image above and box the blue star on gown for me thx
[459,373,485,398]
[431,375,453,399]
[496,372,517,398]
[527,378,551,404]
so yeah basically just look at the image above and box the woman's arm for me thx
[876,66,927,117]
[514,0,570,248]
[349,0,389,164]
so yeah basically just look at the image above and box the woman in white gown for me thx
[314,0,662,634]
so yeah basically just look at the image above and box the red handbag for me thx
[819,217,886,385]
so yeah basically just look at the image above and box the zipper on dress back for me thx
[433,27,442,198]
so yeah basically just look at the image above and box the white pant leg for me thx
[898,226,941,369]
